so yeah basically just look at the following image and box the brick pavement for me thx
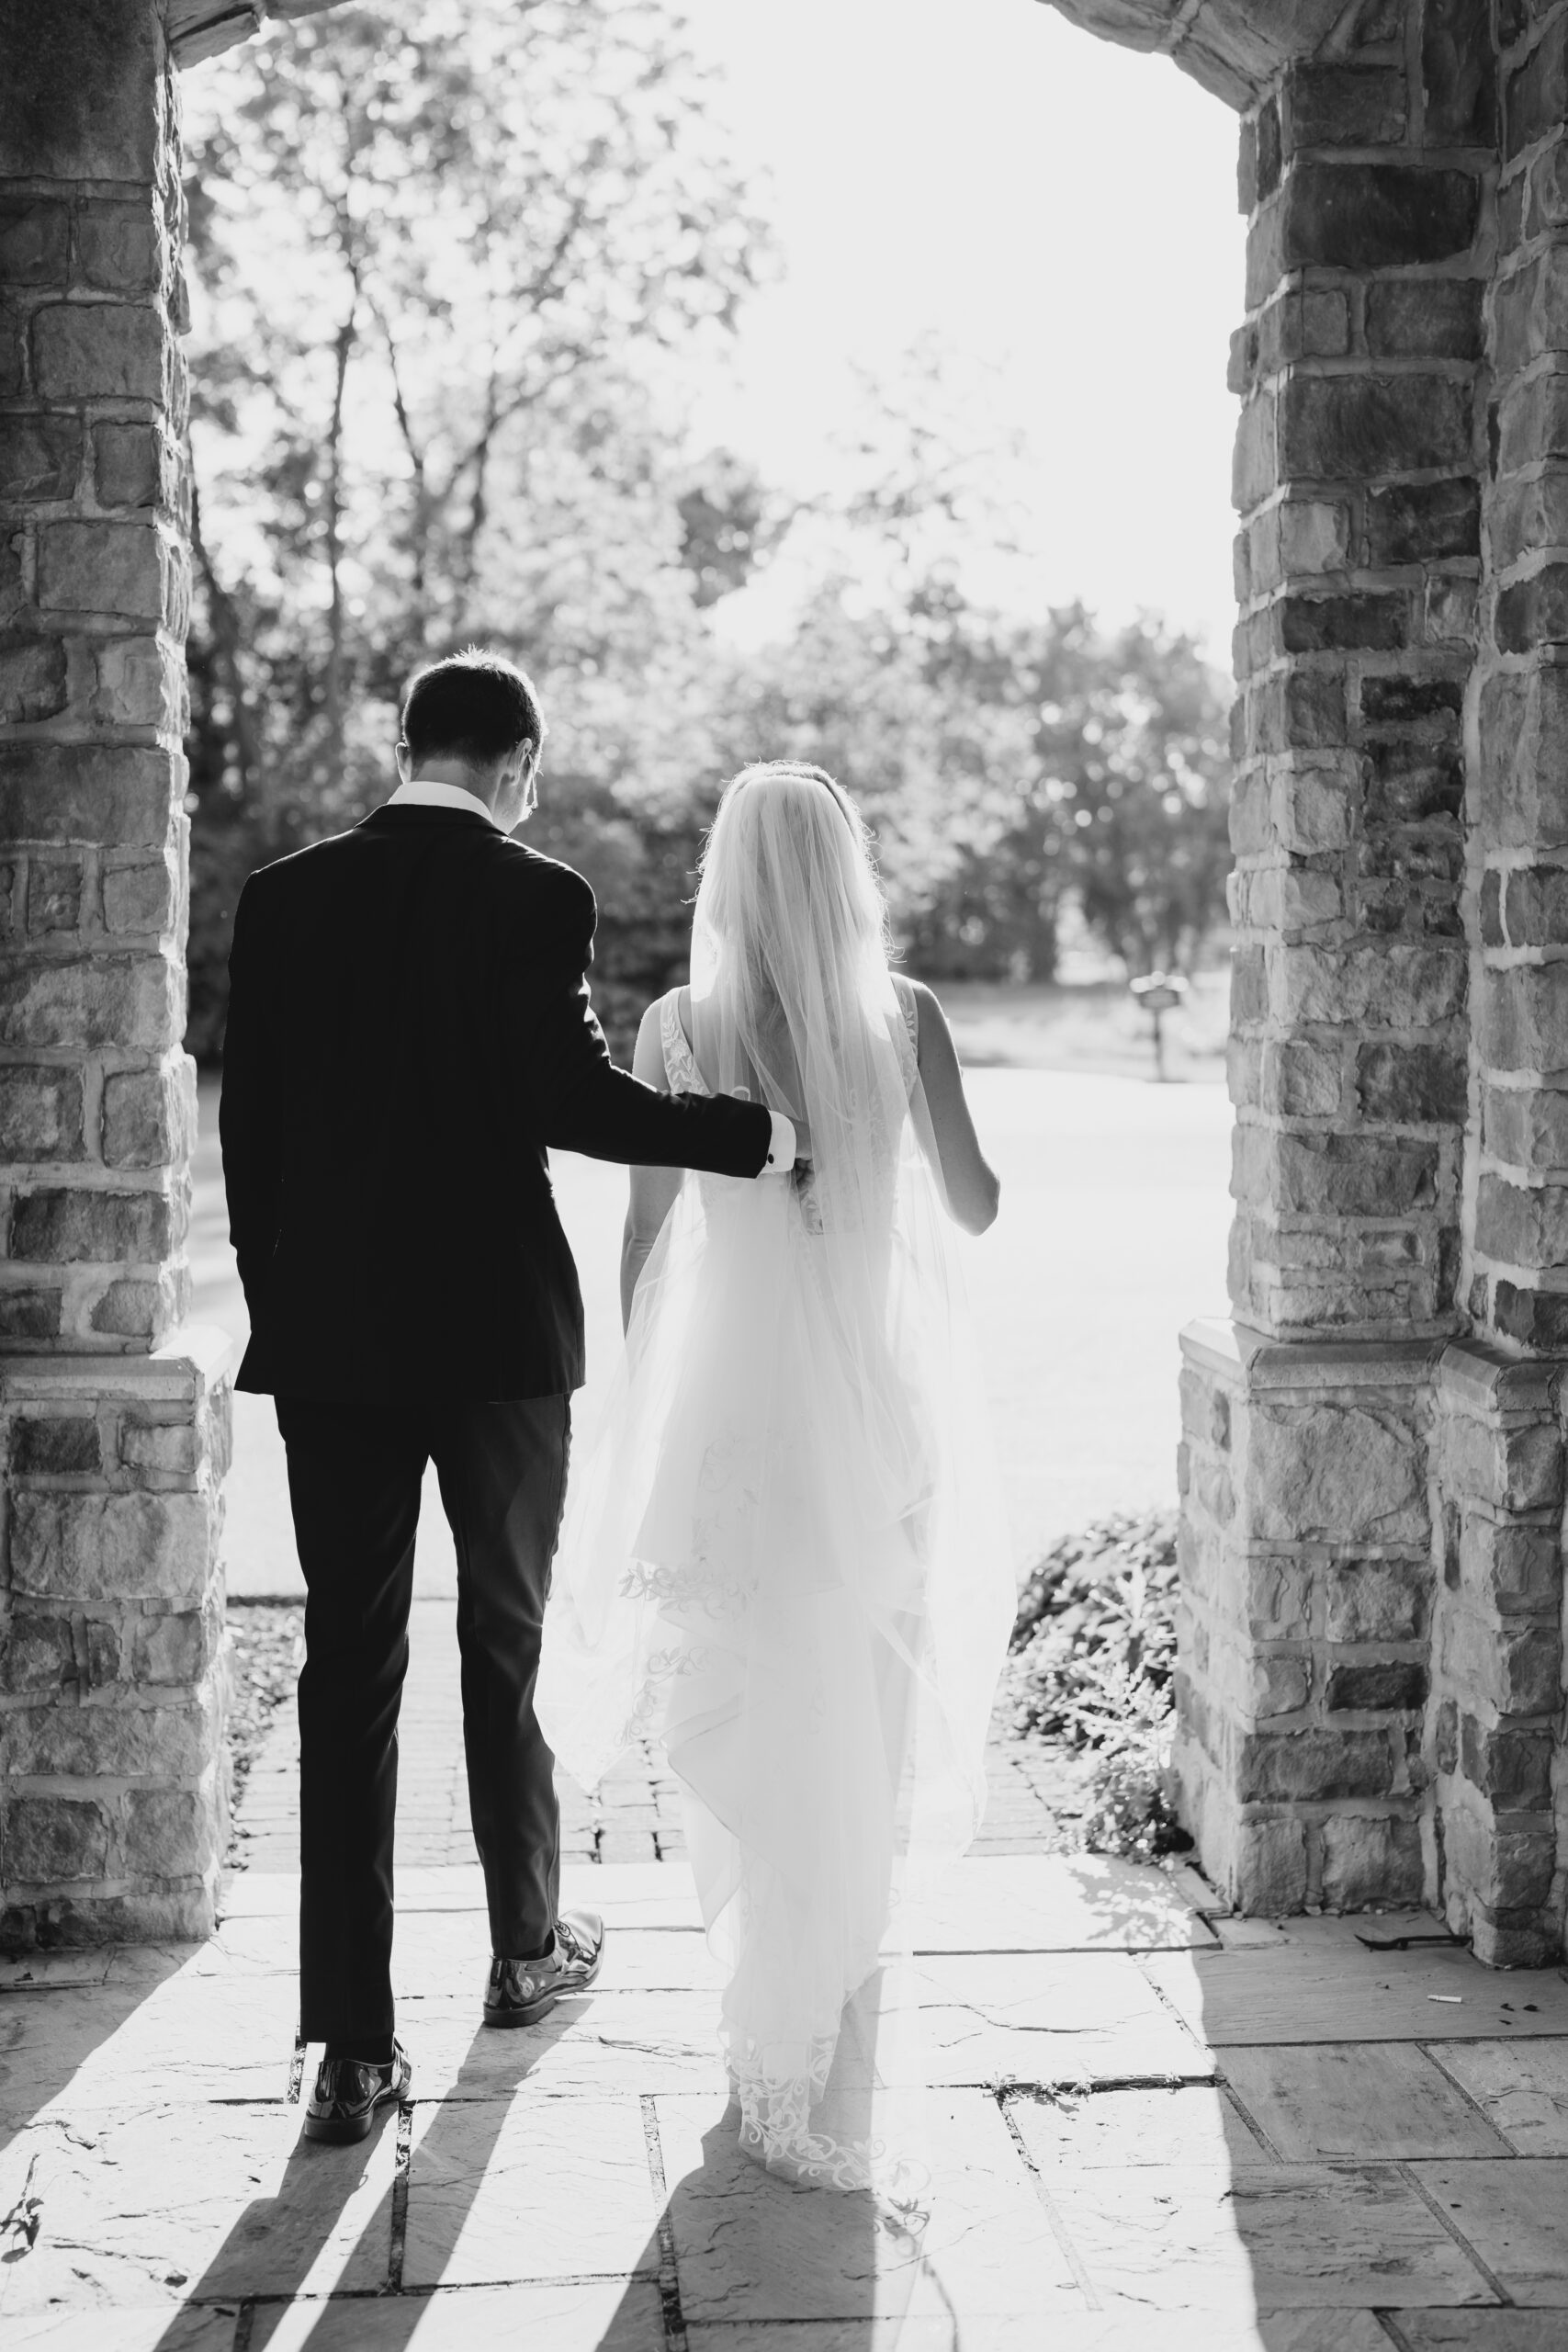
[231,1599,1083,1876]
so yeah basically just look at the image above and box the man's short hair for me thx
[400,649,545,770]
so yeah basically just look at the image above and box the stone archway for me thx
[2,0,1563,1966]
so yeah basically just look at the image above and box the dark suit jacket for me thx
[219,803,772,1400]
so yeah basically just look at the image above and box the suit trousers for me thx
[276,1393,571,2043]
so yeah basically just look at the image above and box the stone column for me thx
[1176,12,1493,1917]
[1428,0,1568,1965]
[0,0,231,1948]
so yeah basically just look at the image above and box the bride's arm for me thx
[621,1002,686,1329]
[908,980,1001,1235]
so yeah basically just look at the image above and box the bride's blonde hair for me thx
[694,761,892,1002]
[690,760,907,1228]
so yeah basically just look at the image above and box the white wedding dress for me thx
[537,968,1012,2194]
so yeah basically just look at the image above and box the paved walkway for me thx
[6,1813,1568,2345]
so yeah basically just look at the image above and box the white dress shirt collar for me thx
[387,779,500,828]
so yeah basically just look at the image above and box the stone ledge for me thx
[0,1319,234,1405]
[1180,1316,1445,1389]
[1436,1335,1564,1413]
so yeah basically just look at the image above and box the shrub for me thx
[1001,1509,1190,1862]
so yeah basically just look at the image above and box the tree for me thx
[181,0,771,1054]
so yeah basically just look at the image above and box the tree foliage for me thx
[181,0,1231,1062]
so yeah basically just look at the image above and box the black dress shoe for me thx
[483,1908,604,2029]
[303,2039,412,2143]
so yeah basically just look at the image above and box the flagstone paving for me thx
[6,1600,1568,2346]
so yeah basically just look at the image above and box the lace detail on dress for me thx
[727,2030,929,2216]
[660,989,709,1097]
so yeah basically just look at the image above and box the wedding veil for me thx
[538,761,1014,2194]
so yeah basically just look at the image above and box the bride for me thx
[537,759,1014,2190]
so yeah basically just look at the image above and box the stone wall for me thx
[0,0,231,1948]
[1163,0,1568,1965]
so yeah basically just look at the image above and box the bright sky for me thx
[679,0,1246,658]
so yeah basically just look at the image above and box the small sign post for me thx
[1129,970,1189,1083]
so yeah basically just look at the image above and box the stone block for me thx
[0,1283,61,1340]
[1365,278,1483,362]
[1261,1039,1341,1116]
[1232,388,1276,513]
[1325,1658,1427,1712]
[0,636,68,727]
[1491,1279,1568,1348]
[1440,1608,1562,1713]
[1275,942,1464,1028]
[1,1611,74,1693]
[1495,564,1568,654]
[7,1692,213,1779]
[1245,1555,1312,1636]
[0,197,68,284]
[123,1786,219,1880]
[1270,1131,1439,1217]
[1444,1799,1555,1912]
[1354,1042,1467,1125]
[1325,1559,1428,1642]
[73,198,161,294]
[1281,166,1481,273]
[1496,369,1568,472]
[1498,865,1568,946]
[0,956,180,1054]
[119,1418,197,1477]
[92,422,166,510]
[1492,245,1568,381]
[1474,1171,1568,1267]
[1248,1398,1427,1545]
[28,858,80,933]
[1236,1727,1395,1802]
[102,1059,193,1170]
[1279,592,1407,653]
[1491,469,1568,572]
[1460,1717,1553,1811]
[0,743,175,850]
[131,1600,220,1684]
[1287,62,1407,146]
[1277,499,1352,580]
[10,1186,171,1265]
[85,1616,118,1686]
[1364,742,1465,829]
[1503,1419,1563,1510]
[1282,372,1473,483]
[1425,577,1477,646]
[1359,674,1464,730]
[0,1066,83,1162]
[9,1488,215,1603]
[30,303,164,401]
[3,1796,107,1884]
[11,1412,100,1475]
[88,1274,170,1340]
[102,854,177,936]
[1250,669,1348,752]
[37,520,164,622]
[0,414,81,503]
[1363,479,1479,565]
[1505,9,1568,157]
[1423,0,1497,145]
[1320,1813,1426,1910]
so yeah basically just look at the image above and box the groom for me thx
[220,649,795,2143]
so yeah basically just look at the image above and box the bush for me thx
[1001,1509,1191,1864]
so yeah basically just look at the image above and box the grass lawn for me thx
[936,967,1229,1082]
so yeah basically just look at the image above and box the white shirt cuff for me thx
[761,1110,797,1173]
